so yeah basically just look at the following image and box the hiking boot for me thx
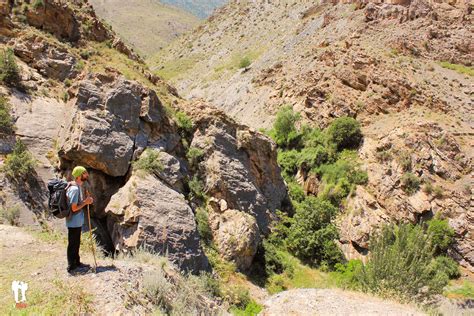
[67,265,78,274]
[77,262,91,269]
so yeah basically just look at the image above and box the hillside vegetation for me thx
[89,0,200,57]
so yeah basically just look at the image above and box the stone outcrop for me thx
[178,101,287,269]
[25,0,81,42]
[185,102,287,235]
[339,123,473,271]
[58,73,154,177]
[13,34,78,81]
[106,173,208,273]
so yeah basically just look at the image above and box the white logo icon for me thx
[11,280,28,304]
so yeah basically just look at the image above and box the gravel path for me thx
[261,288,425,316]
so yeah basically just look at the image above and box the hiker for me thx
[66,166,94,273]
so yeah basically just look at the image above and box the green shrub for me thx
[423,181,433,194]
[277,149,300,179]
[225,285,251,309]
[438,61,474,77]
[375,149,391,162]
[0,205,20,226]
[298,146,329,170]
[401,172,420,195]
[238,56,251,69]
[301,127,325,148]
[0,48,20,86]
[195,208,212,244]
[230,300,263,316]
[356,223,451,302]
[287,197,343,267]
[318,151,368,185]
[32,0,45,10]
[330,259,363,289]
[287,181,305,203]
[61,91,69,102]
[73,60,85,73]
[0,96,14,134]
[2,140,36,178]
[318,178,352,206]
[316,151,367,205]
[189,175,205,200]
[427,218,454,254]
[175,111,193,133]
[430,256,460,279]
[133,149,163,175]
[263,240,287,276]
[267,210,292,247]
[186,147,204,167]
[433,185,443,199]
[396,151,412,171]
[269,106,301,149]
[143,267,218,315]
[326,117,362,151]
[445,281,474,299]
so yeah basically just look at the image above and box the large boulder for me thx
[58,73,161,177]
[105,173,208,273]
[186,102,287,235]
[180,101,287,267]
[208,198,261,271]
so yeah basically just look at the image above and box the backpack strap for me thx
[65,182,79,219]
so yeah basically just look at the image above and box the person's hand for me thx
[84,196,94,205]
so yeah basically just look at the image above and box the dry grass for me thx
[89,0,200,57]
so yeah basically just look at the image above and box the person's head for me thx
[71,166,89,183]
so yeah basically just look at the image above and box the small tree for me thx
[287,196,343,267]
[326,117,362,151]
[269,105,301,149]
[0,48,20,86]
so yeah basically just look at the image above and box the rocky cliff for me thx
[0,0,286,273]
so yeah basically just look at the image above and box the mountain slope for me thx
[160,0,228,18]
[152,0,474,272]
[89,0,200,57]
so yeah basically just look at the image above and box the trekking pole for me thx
[86,200,97,273]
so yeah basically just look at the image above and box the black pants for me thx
[67,227,82,268]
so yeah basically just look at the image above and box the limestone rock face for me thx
[154,150,186,193]
[13,34,78,81]
[186,102,287,235]
[179,102,287,267]
[208,198,261,271]
[340,123,473,271]
[59,74,149,177]
[106,173,208,273]
[25,0,80,42]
